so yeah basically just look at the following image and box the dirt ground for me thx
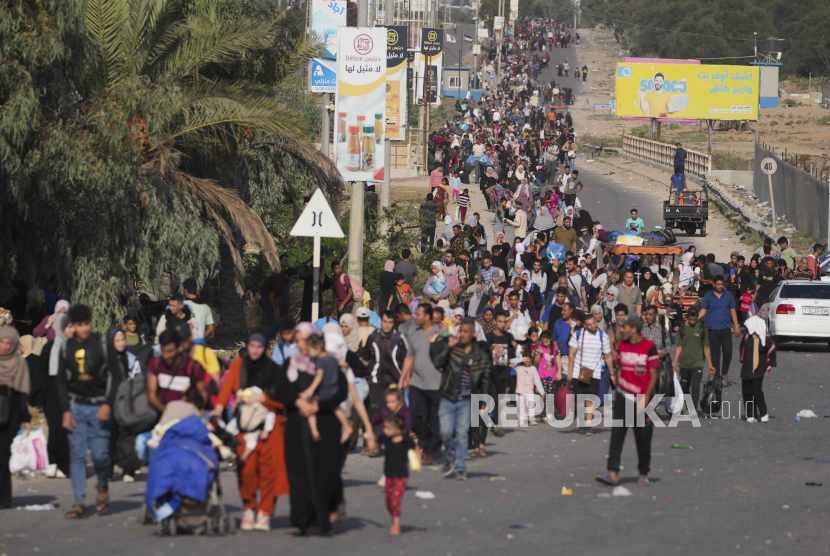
[572,28,830,171]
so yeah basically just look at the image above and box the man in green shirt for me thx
[552,216,578,253]
[777,236,797,270]
[672,307,713,415]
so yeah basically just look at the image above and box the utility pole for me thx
[320,94,330,156]
[380,0,394,232]
[349,0,369,283]
[473,0,479,88]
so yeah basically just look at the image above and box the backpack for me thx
[113,371,160,434]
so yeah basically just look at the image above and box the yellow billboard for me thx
[615,63,760,121]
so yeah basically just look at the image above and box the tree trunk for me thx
[214,158,252,344]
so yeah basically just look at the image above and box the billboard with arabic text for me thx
[615,63,760,121]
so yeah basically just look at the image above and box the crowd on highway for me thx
[0,16,827,541]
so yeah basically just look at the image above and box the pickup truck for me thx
[663,188,709,237]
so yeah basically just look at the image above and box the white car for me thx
[761,280,830,348]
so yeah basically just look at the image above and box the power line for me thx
[547,1,757,42]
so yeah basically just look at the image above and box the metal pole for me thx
[767,174,777,237]
[357,0,368,27]
[312,235,321,322]
[827,170,830,250]
[348,181,365,284]
[320,95,330,156]
[708,120,713,156]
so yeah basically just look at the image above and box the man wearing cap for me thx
[672,306,713,414]
[597,316,660,487]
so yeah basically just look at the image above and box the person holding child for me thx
[212,329,289,532]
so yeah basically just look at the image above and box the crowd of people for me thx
[0,15,826,541]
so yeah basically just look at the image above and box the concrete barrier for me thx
[711,170,753,188]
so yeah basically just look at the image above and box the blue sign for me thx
[310,58,336,93]
[490,72,496,80]
[508,29,514,36]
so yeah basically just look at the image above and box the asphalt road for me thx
[4,28,830,556]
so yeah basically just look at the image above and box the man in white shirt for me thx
[530,260,548,292]
[183,279,215,340]
[567,313,613,435]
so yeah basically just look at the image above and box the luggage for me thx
[700,375,722,414]
[553,382,574,419]
[662,228,677,244]
[114,372,160,434]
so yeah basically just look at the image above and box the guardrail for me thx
[622,135,711,182]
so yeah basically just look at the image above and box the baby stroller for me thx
[141,415,235,536]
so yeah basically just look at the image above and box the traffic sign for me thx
[290,189,344,238]
[508,29,513,36]
[490,72,496,80]
[761,157,777,175]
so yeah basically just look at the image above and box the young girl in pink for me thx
[533,331,562,422]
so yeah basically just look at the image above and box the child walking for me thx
[514,350,544,426]
[458,188,470,222]
[450,171,462,202]
[301,335,353,443]
[381,414,419,535]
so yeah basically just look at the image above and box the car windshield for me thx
[779,284,830,300]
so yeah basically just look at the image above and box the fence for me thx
[753,142,829,240]
[622,135,711,182]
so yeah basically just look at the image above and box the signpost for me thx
[290,189,344,321]
[761,157,778,236]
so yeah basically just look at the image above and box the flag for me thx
[462,34,473,42]
[446,34,457,43]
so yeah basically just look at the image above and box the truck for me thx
[663,188,709,237]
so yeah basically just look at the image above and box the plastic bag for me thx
[664,372,684,414]
[479,153,490,166]
[509,315,530,341]
[9,429,49,473]
[546,242,567,263]
[465,154,476,167]
[656,359,675,396]
[747,302,759,318]
[408,449,422,471]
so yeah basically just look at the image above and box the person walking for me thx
[597,316,660,487]
[567,313,613,435]
[431,318,492,481]
[671,306,714,414]
[0,327,32,508]
[698,276,741,388]
[739,317,776,423]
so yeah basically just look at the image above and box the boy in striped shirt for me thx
[457,189,470,222]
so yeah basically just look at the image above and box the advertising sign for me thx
[385,26,408,141]
[334,27,388,182]
[615,62,760,121]
[509,0,518,20]
[494,16,504,30]
[309,0,347,92]
[416,28,444,106]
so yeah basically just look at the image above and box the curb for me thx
[703,177,773,241]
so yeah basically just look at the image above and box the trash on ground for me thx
[673,469,684,473]
[561,486,573,495]
[415,491,435,500]
[806,482,823,487]
[816,458,830,463]
[510,523,537,529]
[612,486,632,497]
[796,409,818,418]
[671,444,692,449]
[597,492,611,498]
[17,504,55,511]
[490,476,506,481]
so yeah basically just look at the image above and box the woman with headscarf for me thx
[437,215,454,248]
[432,180,448,218]
[505,202,528,240]
[590,305,608,333]
[740,317,776,423]
[42,313,71,478]
[0,327,32,508]
[513,177,532,211]
[379,260,397,313]
[601,285,619,329]
[424,261,451,308]
[104,327,143,483]
[213,329,289,532]
[533,205,556,235]
[483,166,499,208]
[677,252,696,291]
[32,300,69,342]
[639,268,662,304]
[270,323,348,535]
[429,166,444,190]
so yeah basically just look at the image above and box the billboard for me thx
[385,26,408,141]
[309,0,347,92]
[416,28,443,106]
[334,27,388,182]
[615,62,760,121]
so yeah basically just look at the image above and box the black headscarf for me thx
[245,328,277,390]
[105,326,129,380]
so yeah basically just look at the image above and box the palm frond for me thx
[273,34,324,82]
[164,16,276,80]
[85,0,127,89]
[120,0,179,81]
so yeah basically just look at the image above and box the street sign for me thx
[490,72,496,80]
[494,16,504,30]
[290,189,344,238]
[508,29,513,36]
[761,157,777,175]
[594,104,613,110]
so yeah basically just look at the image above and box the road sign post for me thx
[761,157,778,237]
[290,188,345,321]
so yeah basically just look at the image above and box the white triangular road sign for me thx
[289,189,344,238]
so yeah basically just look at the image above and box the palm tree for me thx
[81,0,341,338]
